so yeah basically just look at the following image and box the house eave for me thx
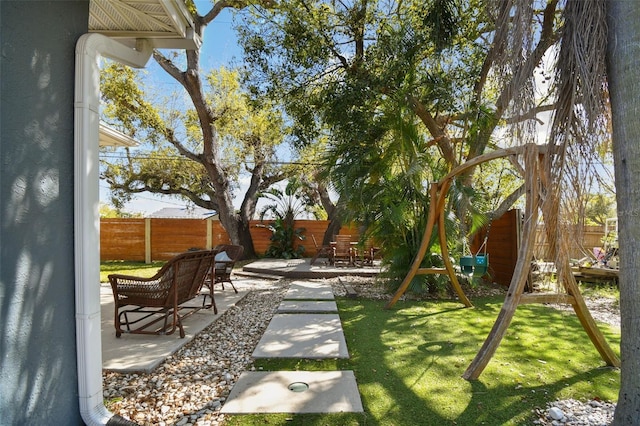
[99,123,139,147]
[89,0,202,50]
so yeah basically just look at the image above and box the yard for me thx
[101,262,620,425]
[231,283,620,425]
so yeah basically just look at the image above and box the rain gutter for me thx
[74,33,152,425]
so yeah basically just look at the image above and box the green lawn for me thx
[100,260,165,283]
[100,260,253,283]
[225,296,620,426]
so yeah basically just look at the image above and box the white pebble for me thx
[549,406,564,420]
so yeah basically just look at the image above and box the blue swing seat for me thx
[473,254,488,277]
[459,254,489,277]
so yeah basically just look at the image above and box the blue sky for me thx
[197,5,243,69]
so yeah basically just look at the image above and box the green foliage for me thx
[261,217,306,259]
[585,193,616,226]
[259,178,318,223]
[578,281,619,304]
[236,0,543,291]
[100,63,165,141]
[259,178,316,258]
[424,0,460,52]
[239,0,477,146]
[99,203,142,218]
[471,158,523,212]
[325,106,459,294]
[100,63,287,222]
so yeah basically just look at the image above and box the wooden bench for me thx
[108,250,217,338]
[338,278,358,299]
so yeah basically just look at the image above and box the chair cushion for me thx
[215,251,232,269]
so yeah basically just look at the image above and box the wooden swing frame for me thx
[384,143,620,380]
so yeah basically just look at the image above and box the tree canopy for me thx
[99,0,615,268]
[234,0,566,287]
[100,58,289,256]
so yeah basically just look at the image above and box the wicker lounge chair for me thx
[108,250,216,338]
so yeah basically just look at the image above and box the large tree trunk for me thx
[215,214,256,259]
[218,210,256,259]
[235,217,256,259]
[323,219,342,246]
[316,182,342,245]
[607,2,640,424]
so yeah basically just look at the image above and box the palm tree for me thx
[258,178,317,259]
[606,2,640,423]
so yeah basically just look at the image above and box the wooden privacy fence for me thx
[471,210,607,287]
[471,210,521,287]
[100,217,606,271]
[534,224,607,260]
[100,218,357,262]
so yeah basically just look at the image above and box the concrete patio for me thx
[240,257,382,279]
[101,278,267,373]
[101,259,379,372]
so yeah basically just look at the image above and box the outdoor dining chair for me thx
[310,234,334,265]
[207,244,244,294]
[333,235,354,266]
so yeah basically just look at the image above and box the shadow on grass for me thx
[225,295,619,426]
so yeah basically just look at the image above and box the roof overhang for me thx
[89,0,201,50]
[99,123,139,147]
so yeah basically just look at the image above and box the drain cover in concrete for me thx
[252,314,349,358]
[220,370,363,414]
[277,300,337,313]
[285,281,335,300]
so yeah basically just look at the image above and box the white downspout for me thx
[74,33,152,425]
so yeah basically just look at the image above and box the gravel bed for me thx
[533,398,616,426]
[102,276,619,426]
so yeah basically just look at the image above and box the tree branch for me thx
[406,94,457,166]
[201,0,276,25]
[107,176,220,212]
[163,127,200,162]
[504,103,557,124]
[153,51,185,85]
[491,183,525,220]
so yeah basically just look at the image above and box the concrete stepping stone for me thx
[220,370,363,414]
[285,281,334,300]
[277,300,337,313]
[252,313,349,359]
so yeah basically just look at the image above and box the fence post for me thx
[206,218,213,250]
[145,218,151,264]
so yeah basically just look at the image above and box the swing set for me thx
[385,143,620,380]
